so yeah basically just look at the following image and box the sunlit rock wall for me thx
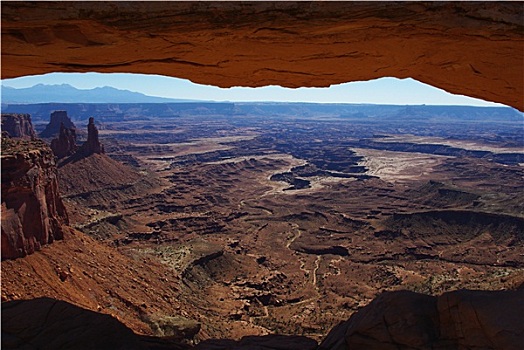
[1,139,69,260]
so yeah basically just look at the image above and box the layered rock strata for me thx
[1,2,522,109]
[40,110,76,138]
[1,138,69,260]
[1,113,36,139]
[50,122,77,159]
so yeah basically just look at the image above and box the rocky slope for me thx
[58,153,141,197]
[1,113,36,139]
[1,138,68,259]
[0,226,198,344]
[56,151,159,241]
[54,120,161,240]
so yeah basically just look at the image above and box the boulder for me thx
[145,314,201,341]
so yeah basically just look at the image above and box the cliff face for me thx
[1,114,36,139]
[1,2,522,109]
[1,138,69,260]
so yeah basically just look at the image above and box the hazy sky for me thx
[2,72,504,106]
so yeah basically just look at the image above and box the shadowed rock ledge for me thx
[319,286,524,350]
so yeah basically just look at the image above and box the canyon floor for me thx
[3,112,524,344]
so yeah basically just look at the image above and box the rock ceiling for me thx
[1,1,523,110]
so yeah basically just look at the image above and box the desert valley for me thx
[2,1,524,349]
[2,101,523,349]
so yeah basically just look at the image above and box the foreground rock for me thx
[144,314,201,341]
[40,110,76,138]
[1,113,36,139]
[1,138,69,260]
[1,297,191,349]
[3,286,521,350]
[319,286,524,350]
[1,297,314,350]
[2,297,145,350]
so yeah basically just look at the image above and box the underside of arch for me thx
[1,1,523,110]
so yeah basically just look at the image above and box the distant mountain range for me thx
[2,84,522,124]
[1,84,197,104]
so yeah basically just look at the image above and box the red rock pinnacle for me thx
[78,117,104,156]
[50,122,78,159]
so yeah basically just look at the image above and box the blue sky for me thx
[2,72,504,106]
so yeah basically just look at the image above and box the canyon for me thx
[2,104,523,348]
[1,1,523,349]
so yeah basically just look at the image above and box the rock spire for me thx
[78,117,104,156]
[50,122,78,159]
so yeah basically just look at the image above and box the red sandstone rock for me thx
[319,286,524,350]
[40,110,76,138]
[78,117,104,156]
[50,122,78,158]
[1,114,36,139]
[1,138,69,260]
[1,2,522,109]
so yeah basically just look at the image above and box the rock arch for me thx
[1,1,523,110]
